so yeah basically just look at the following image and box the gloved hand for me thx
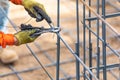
[22,0,47,22]
[14,29,38,45]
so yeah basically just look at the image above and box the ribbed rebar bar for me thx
[101,0,107,79]
[56,0,61,79]
[88,0,93,80]
[57,33,98,80]
[96,0,100,79]
[0,1,120,80]
[80,20,120,57]
[83,0,87,80]
[80,0,120,36]
[86,12,120,21]
[9,65,23,80]
[76,0,80,80]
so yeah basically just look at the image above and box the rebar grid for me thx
[0,0,120,80]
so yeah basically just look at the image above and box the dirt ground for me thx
[0,0,120,80]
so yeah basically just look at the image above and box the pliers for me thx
[20,24,60,37]
[20,6,60,37]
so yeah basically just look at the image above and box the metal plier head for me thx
[20,24,61,37]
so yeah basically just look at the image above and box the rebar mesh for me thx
[0,0,120,80]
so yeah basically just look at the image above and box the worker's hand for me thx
[22,0,47,22]
[14,29,38,45]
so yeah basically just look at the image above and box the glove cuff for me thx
[0,32,15,48]
[10,0,22,5]
[14,34,21,46]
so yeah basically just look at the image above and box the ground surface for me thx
[0,0,120,80]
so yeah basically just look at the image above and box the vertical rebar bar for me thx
[89,42,93,79]
[88,0,93,80]
[83,0,86,79]
[76,0,80,80]
[96,0,100,79]
[56,0,60,80]
[97,47,100,79]
[75,43,80,80]
[102,0,107,80]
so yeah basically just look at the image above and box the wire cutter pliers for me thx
[20,24,60,37]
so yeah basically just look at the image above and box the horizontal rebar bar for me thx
[90,63,120,70]
[80,0,120,36]
[60,63,120,80]
[0,59,75,77]
[86,12,120,21]
[1,48,119,78]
